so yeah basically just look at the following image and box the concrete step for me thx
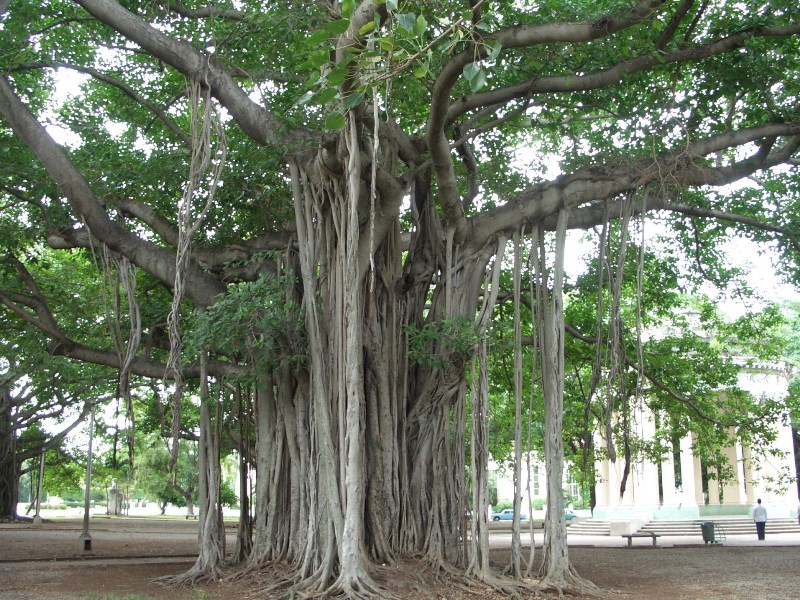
[568,519,611,536]
[568,517,800,537]
[641,518,800,536]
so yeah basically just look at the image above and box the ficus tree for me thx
[1,1,800,597]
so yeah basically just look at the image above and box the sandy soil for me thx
[1,517,798,599]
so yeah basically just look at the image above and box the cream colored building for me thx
[594,359,798,520]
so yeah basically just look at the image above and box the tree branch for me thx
[72,0,310,147]
[0,73,226,306]
[427,0,668,242]
[468,122,800,247]
[158,0,245,21]
[448,24,800,121]
[559,324,758,428]
[15,61,191,146]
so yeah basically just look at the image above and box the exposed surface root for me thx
[226,555,588,599]
[538,570,603,598]
[155,563,226,587]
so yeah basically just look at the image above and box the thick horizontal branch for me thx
[449,23,800,121]
[468,122,800,248]
[427,0,667,243]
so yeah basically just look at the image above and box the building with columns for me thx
[593,359,798,520]
[490,359,798,521]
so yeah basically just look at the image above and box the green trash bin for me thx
[701,521,715,544]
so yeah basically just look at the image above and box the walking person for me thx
[753,498,767,540]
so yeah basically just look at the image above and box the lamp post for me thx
[79,404,94,552]
[32,450,44,526]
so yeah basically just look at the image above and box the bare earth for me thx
[1,517,798,600]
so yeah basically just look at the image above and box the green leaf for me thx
[413,63,428,78]
[359,21,377,35]
[372,0,386,4]
[469,68,487,92]
[308,29,329,45]
[342,92,363,111]
[316,87,338,105]
[308,50,330,69]
[326,19,351,35]
[386,0,398,10]
[327,65,349,86]
[379,37,395,52]
[463,62,480,81]
[294,90,315,106]
[486,40,502,62]
[397,13,416,32]
[325,111,346,130]
[414,15,427,38]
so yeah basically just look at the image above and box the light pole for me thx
[32,450,44,526]
[79,404,94,552]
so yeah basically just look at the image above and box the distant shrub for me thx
[494,499,513,511]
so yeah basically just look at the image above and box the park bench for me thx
[621,532,660,547]
[185,514,198,520]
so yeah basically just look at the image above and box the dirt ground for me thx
[1,517,798,600]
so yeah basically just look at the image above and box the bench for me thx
[185,514,198,520]
[621,532,660,547]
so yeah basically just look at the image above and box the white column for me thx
[719,441,745,505]
[679,435,699,508]
[632,408,660,507]
[707,470,721,506]
[595,458,610,509]
[607,457,621,507]
[742,445,757,504]
[660,442,679,506]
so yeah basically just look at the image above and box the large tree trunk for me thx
[268,119,505,596]
[0,388,18,520]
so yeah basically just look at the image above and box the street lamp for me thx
[79,404,95,552]
[32,451,44,526]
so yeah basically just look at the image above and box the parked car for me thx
[491,508,528,521]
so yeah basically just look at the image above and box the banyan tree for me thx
[1,0,799,597]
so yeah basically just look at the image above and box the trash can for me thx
[701,521,715,544]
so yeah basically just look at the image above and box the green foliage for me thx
[187,273,305,376]
[405,317,479,369]
[135,434,199,509]
[493,499,513,511]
